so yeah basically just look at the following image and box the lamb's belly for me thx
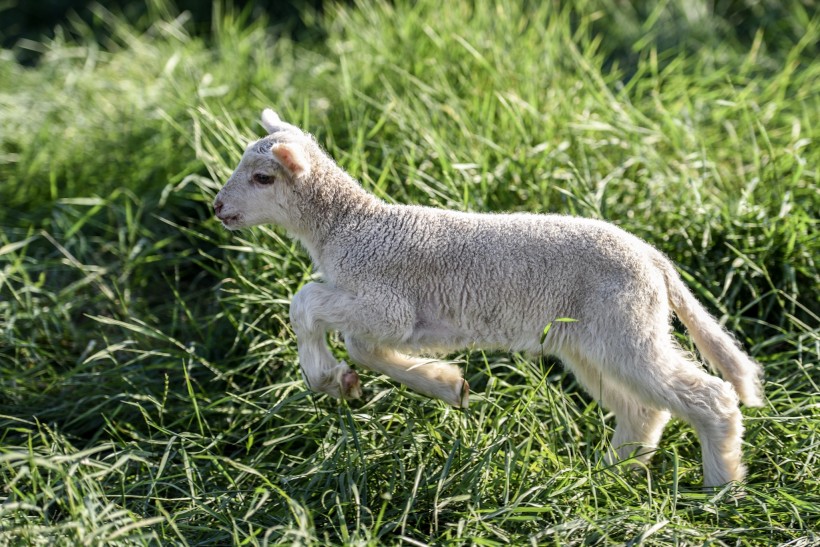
[404,298,559,354]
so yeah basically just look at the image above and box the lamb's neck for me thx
[294,168,382,264]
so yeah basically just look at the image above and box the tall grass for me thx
[1,0,818,544]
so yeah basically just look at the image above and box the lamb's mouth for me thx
[217,213,242,229]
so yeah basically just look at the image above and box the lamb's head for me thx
[213,109,317,231]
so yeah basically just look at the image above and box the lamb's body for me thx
[323,205,654,354]
[214,109,764,488]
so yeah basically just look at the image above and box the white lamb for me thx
[213,109,764,487]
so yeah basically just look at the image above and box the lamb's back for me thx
[327,204,650,291]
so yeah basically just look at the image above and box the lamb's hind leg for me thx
[593,343,746,487]
[345,335,469,408]
[658,355,745,487]
[565,355,671,466]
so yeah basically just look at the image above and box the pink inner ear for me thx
[271,143,310,177]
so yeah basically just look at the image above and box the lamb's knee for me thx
[678,376,741,431]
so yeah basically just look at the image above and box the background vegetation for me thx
[1,0,817,544]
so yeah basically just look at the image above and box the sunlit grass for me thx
[1,0,818,544]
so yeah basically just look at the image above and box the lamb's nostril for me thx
[214,199,224,215]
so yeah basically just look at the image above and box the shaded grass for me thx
[1,0,818,544]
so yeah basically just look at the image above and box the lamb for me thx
[213,109,764,487]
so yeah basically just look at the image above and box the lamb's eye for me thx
[253,173,273,185]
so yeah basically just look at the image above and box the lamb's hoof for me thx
[460,379,470,408]
[342,368,362,400]
[453,379,470,409]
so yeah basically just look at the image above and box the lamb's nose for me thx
[214,199,224,216]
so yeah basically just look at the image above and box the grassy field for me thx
[1,0,818,544]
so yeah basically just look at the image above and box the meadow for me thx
[0,0,818,544]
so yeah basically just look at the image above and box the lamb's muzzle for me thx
[214,108,764,489]
[213,196,242,228]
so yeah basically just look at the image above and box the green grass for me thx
[1,0,818,544]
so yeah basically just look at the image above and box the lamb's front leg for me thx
[289,282,466,406]
[289,283,364,400]
[345,335,469,408]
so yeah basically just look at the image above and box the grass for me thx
[0,0,818,544]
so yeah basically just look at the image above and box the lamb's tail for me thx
[653,252,765,407]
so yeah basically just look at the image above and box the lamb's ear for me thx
[260,109,282,134]
[271,142,311,179]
